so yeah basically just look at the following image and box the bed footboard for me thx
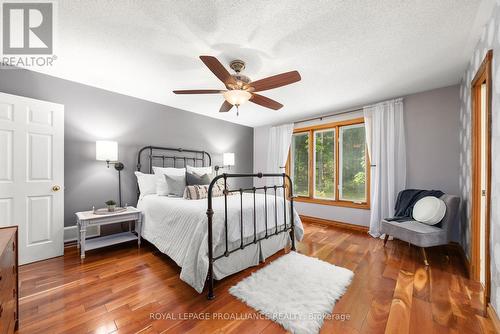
[206,172,295,300]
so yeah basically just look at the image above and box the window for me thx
[314,129,335,199]
[339,124,366,202]
[290,132,309,196]
[287,118,369,209]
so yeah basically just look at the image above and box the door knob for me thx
[52,185,61,192]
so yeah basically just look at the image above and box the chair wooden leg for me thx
[383,234,389,247]
[421,247,429,266]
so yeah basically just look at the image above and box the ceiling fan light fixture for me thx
[173,56,301,114]
[223,89,252,106]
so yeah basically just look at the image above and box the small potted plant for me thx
[105,200,116,212]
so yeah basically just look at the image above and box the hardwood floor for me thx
[17,222,495,334]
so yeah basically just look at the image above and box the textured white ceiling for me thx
[27,0,494,127]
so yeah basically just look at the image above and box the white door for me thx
[0,92,64,265]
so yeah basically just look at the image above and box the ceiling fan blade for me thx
[173,89,224,94]
[219,100,233,113]
[250,94,283,110]
[250,71,301,92]
[199,56,237,88]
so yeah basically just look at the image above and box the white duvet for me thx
[138,193,304,293]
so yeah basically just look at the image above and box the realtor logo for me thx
[2,2,53,54]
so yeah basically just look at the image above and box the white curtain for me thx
[364,98,406,237]
[265,123,294,191]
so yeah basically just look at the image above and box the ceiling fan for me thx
[173,56,301,115]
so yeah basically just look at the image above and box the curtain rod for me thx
[293,107,364,125]
[292,97,404,125]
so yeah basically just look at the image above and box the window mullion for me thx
[309,129,313,198]
[335,125,339,201]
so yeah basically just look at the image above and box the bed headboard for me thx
[136,146,212,173]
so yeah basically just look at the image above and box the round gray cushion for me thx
[412,196,446,225]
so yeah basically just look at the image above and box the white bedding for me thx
[137,193,304,293]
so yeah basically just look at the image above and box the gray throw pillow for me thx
[186,171,212,186]
[163,174,186,197]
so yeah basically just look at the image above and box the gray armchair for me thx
[381,194,460,266]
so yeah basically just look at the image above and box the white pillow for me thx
[152,167,186,196]
[134,171,157,197]
[186,165,213,176]
[412,196,446,225]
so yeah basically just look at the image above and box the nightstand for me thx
[75,206,142,260]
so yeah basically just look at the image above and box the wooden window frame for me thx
[286,117,370,210]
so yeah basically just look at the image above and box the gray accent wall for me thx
[405,85,461,243]
[405,85,460,196]
[0,68,253,227]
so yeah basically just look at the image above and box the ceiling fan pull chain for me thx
[236,105,240,116]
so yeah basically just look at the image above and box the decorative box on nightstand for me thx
[75,207,142,260]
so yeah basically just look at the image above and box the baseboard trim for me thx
[448,241,470,278]
[488,304,500,333]
[299,215,369,233]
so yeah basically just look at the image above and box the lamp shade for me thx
[223,152,235,166]
[96,141,118,161]
[223,90,252,106]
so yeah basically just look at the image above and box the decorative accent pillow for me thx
[186,171,212,186]
[153,166,186,196]
[134,172,157,197]
[163,174,186,197]
[186,165,213,176]
[184,179,228,200]
[412,196,446,225]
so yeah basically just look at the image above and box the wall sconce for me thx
[215,152,235,175]
[223,152,235,167]
[96,140,124,207]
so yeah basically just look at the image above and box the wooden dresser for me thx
[0,227,18,334]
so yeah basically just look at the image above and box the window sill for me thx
[293,196,370,210]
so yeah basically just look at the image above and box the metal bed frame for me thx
[137,146,296,300]
[137,146,211,198]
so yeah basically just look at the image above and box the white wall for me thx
[254,85,460,230]
[294,202,371,226]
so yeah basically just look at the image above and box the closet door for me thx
[0,92,64,264]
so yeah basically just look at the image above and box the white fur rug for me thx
[229,251,353,334]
